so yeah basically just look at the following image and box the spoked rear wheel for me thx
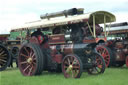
[18,43,44,76]
[0,44,11,71]
[96,45,113,67]
[87,53,106,75]
[62,54,83,78]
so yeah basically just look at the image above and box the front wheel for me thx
[62,54,83,78]
[87,52,106,75]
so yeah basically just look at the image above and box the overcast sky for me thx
[0,0,128,34]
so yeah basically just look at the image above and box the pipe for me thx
[40,8,84,19]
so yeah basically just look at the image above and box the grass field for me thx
[0,66,128,85]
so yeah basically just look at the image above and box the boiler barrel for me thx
[63,44,90,55]
[40,8,84,19]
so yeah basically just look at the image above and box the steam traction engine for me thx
[104,22,128,67]
[11,8,116,78]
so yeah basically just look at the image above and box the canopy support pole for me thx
[93,14,96,38]
[86,22,94,37]
[104,14,106,37]
[106,23,111,36]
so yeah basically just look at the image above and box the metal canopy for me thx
[11,11,116,32]
[88,11,116,24]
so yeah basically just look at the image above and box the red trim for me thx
[96,37,107,43]
[83,39,96,43]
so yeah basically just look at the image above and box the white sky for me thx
[0,0,128,34]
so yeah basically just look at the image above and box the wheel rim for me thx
[0,45,11,71]
[126,56,128,67]
[96,46,110,67]
[88,53,105,74]
[62,55,81,78]
[19,46,37,76]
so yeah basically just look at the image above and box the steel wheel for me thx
[96,45,113,67]
[126,56,128,67]
[87,53,105,75]
[62,54,83,78]
[0,44,11,71]
[18,43,44,76]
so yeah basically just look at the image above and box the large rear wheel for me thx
[96,45,113,67]
[0,44,11,71]
[18,43,44,76]
[62,54,83,78]
[87,53,106,75]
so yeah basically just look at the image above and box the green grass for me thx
[0,66,128,85]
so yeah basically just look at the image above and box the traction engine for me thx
[11,8,116,78]
[104,22,128,67]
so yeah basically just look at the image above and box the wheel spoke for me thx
[29,48,33,57]
[74,69,79,76]
[0,56,7,59]
[98,50,102,54]
[97,64,102,68]
[32,62,36,66]
[72,59,75,65]
[28,67,33,75]
[95,67,100,73]
[73,65,79,69]
[31,53,35,59]
[0,61,5,64]
[64,65,68,69]
[0,59,7,63]
[71,57,74,63]
[20,61,28,65]
[72,70,76,78]
[24,47,29,56]
[71,70,74,78]
[64,60,69,65]
[0,51,5,55]
[23,65,30,72]
[67,58,70,65]
[32,57,36,61]
[0,54,7,57]
[20,53,29,58]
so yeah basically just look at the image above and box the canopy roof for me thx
[106,25,128,34]
[11,11,116,32]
